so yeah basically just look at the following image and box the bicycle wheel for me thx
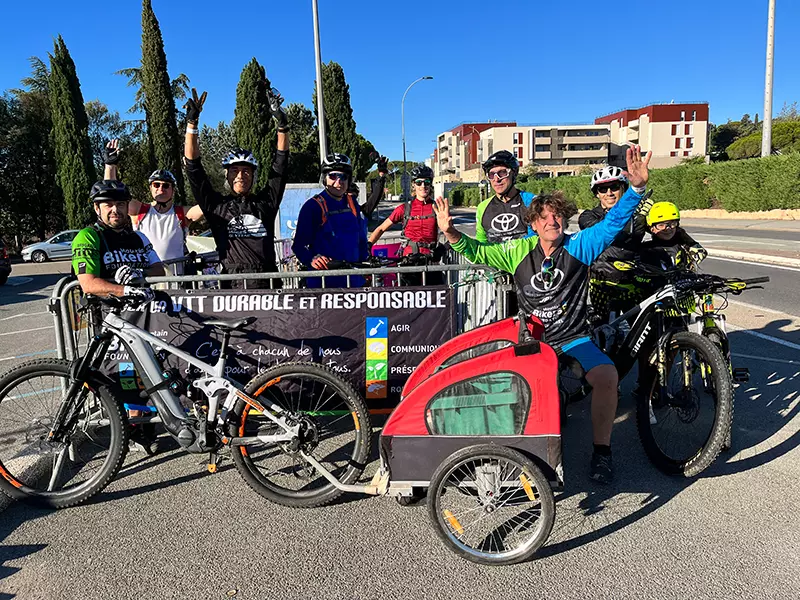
[427,445,555,566]
[0,359,128,508]
[229,362,372,508]
[637,331,733,477]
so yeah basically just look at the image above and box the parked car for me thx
[0,237,12,285]
[21,230,79,263]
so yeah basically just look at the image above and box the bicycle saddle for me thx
[204,316,257,331]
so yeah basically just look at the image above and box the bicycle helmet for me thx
[410,165,434,180]
[222,148,259,170]
[90,180,131,203]
[321,153,353,177]
[647,201,680,227]
[148,169,177,185]
[590,166,628,192]
[482,150,519,178]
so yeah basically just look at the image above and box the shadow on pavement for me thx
[0,505,50,597]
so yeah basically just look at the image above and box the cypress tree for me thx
[285,102,320,183]
[49,35,95,228]
[140,0,185,200]
[232,58,275,194]
[312,61,375,180]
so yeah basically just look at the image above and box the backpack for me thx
[133,203,188,230]
[313,194,359,226]
[401,199,438,253]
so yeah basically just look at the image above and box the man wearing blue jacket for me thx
[434,145,652,484]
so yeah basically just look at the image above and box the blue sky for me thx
[1,1,798,162]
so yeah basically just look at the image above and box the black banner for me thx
[105,286,454,409]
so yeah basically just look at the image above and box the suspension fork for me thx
[49,333,114,441]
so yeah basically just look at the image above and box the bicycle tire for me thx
[229,362,372,508]
[0,359,128,508]
[637,331,733,477]
[427,444,555,566]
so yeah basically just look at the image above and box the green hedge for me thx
[449,186,483,207]
[727,121,800,160]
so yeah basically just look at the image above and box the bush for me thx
[709,153,800,211]
[727,121,800,160]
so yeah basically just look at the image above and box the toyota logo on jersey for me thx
[490,213,520,233]
[526,268,565,294]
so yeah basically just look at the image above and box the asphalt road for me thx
[1,255,799,599]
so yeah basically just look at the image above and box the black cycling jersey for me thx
[185,151,288,271]
[579,204,647,282]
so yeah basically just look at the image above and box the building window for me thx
[671,124,677,135]
[515,147,523,158]
[692,110,697,121]
[686,138,694,149]
[535,130,549,138]
[675,138,681,149]
[680,111,686,121]
[684,124,690,135]
[513,132,523,145]
[535,144,549,152]
[670,151,678,157]
[684,151,690,157]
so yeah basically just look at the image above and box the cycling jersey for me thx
[184,151,288,272]
[452,187,644,344]
[133,204,188,274]
[292,190,369,288]
[388,199,438,255]
[475,191,536,243]
[71,222,160,278]
[579,204,647,283]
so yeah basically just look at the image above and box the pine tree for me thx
[232,58,275,194]
[140,0,185,200]
[49,35,95,228]
[285,102,319,183]
[312,61,376,180]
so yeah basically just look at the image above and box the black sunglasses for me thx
[152,181,172,189]
[595,182,622,194]
[414,179,432,186]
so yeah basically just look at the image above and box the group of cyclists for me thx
[70,79,705,482]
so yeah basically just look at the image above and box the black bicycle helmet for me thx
[90,180,131,203]
[148,169,177,185]
[410,165,434,180]
[482,150,519,178]
[321,153,353,177]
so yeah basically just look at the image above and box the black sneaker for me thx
[590,451,613,484]
[129,424,160,456]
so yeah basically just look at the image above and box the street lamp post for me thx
[402,76,433,200]
[311,0,328,161]
[762,0,777,158]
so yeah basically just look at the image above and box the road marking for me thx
[728,299,800,318]
[732,353,799,365]
[0,350,57,362]
[0,311,49,321]
[706,256,800,272]
[4,277,33,287]
[0,325,52,337]
[727,323,800,351]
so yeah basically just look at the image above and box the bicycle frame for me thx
[82,309,301,450]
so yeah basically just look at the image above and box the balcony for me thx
[561,149,608,159]
[534,151,552,160]
[561,134,610,144]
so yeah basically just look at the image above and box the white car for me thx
[21,230,79,263]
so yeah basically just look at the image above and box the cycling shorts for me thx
[560,336,614,373]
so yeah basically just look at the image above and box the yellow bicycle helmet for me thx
[647,201,680,227]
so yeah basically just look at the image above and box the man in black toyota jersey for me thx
[183,86,289,289]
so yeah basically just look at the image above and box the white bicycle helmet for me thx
[590,165,628,192]
[222,148,259,170]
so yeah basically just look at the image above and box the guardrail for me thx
[49,262,512,362]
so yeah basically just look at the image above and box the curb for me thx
[706,248,800,269]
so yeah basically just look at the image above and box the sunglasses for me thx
[595,182,623,194]
[414,179,432,186]
[652,220,679,231]
[151,182,172,190]
[488,169,511,181]
[541,256,554,286]
[327,172,348,181]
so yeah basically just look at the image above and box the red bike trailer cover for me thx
[382,341,560,438]
[402,316,546,396]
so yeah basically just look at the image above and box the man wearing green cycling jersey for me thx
[434,146,652,484]
[72,180,166,454]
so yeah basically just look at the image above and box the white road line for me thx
[0,326,52,337]
[728,299,800,318]
[5,277,33,287]
[0,311,49,321]
[727,323,800,351]
[705,256,800,273]
[732,353,799,365]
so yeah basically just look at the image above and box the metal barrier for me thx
[49,262,511,362]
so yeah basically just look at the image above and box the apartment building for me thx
[595,102,709,168]
[433,121,515,183]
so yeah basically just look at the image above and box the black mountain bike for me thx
[559,268,768,477]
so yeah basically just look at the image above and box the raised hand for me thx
[377,155,389,175]
[183,88,207,124]
[432,196,454,233]
[626,145,652,188]
[104,139,121,165]
[266,86,288,130]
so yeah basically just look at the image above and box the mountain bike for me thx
[0,294,372,509]
[560,269,768,477]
